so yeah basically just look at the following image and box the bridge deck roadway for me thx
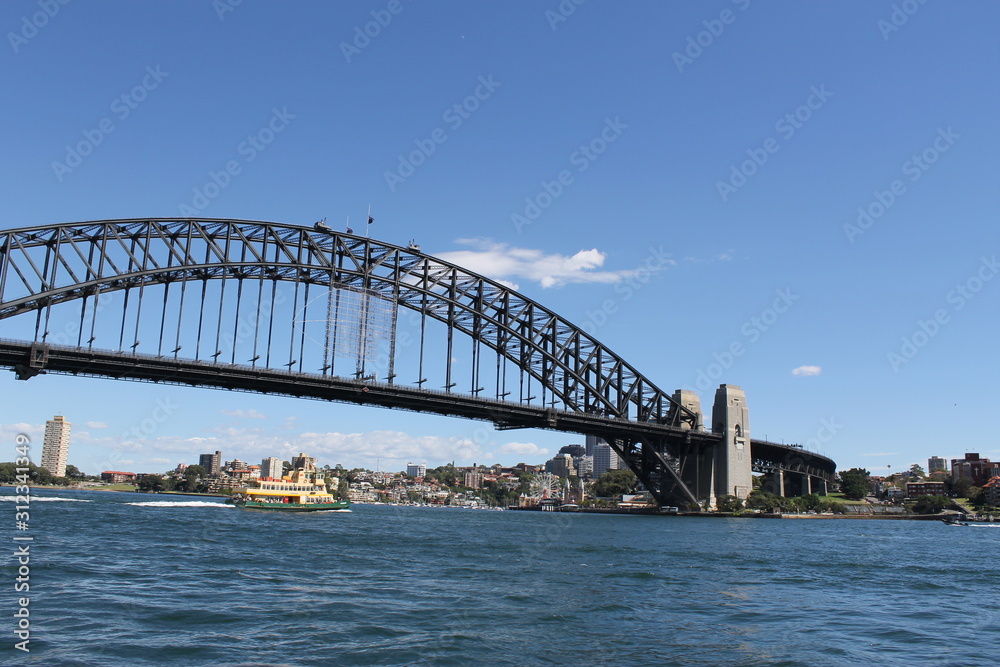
[0,339,836,482]
[0,340,718,445]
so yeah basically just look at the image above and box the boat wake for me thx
[125,500,234,508]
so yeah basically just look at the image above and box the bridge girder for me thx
[0,218,698,428]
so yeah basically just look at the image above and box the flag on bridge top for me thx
[368,215,374,225]
[346,224,353,234]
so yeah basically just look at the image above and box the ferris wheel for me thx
[529,472,558,499]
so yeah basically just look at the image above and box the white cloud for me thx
[496,442,548,458]
[792,365,822,377]
[85,421,109,429]
[220,409,267,419]
[435,239,647,288]
[295,430,482,466]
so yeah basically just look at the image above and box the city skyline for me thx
[1,1,998,477]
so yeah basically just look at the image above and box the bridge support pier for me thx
[759,471,784,497]
[784,471,809,497]
[709,384,752,507]
[810,476,828,496]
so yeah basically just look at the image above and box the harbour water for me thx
[3,488,998,666]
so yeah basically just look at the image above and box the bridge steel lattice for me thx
[0,218,836,507]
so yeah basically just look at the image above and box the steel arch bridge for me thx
[0,218,836,507]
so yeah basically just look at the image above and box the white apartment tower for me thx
[41,415,71,478]
[261,457,283,480]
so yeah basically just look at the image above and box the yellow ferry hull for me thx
[235,499,350,511]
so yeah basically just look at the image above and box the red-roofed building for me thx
[983,476,1000,507]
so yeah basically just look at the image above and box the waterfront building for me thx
[905,481,948,498]
[101,471,136,484]
[928,456,947,473]
[593,442,620,477]
[406,462,426,478]
[983,476,1000,507]
[199,451,222,476]
[261,457,282,480]
[951,453,999,487]
[574,455,594,478]
[41,415,71,478]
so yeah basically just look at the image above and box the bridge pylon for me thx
[709,384,753,507]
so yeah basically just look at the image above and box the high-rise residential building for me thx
[593,442,620,477]
[262,457,282,480]
[406,462,426,478]
[574,455,594,478]
[928,456,947,473]
[199,451,221,476]
[291,452,316,471]
[585,434,599,457]
[41,415,71,478]
[463,470,483,489]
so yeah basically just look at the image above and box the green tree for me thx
[798,493,822,511]
[967,486,986,508]
[953,477,974,499]
[716,495,743,512]
[592,469,638,498]
[64,464,86,480]
[745,490,778,511]
[136,474,167,493]
[909,463,926,479]
[839,468,871,500]
[185,464,207,478]
[912,495,950,514]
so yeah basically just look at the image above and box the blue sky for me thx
[1,0,997,476]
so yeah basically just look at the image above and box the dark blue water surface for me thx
[1,488,997,666]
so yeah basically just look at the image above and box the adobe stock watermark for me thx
[545,0,586,30]
[887,255,997,372]
[51,65,170,182]
[843,127,958,244]
[12,433,32,653]
[672,0,751,73]
[578,245,673,336]
[119,397,180,447]
[7,0,71,54]
[687,288,799,392]
[511,116,628,233]
[178,106,295,215]
[340,0,410,63]
[213,0,244,21]
[384,75,501,192]
[877,0,930,41]
[716,84,832,202]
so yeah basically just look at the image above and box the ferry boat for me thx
[230,464,349,512]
